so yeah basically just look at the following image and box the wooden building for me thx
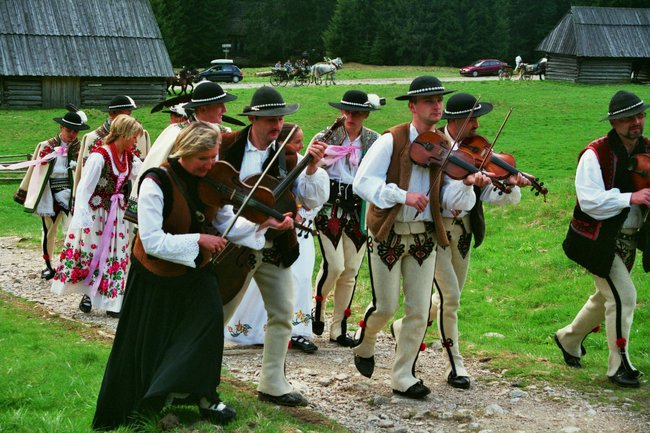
[0,0,174,108]
[536,6,650,83]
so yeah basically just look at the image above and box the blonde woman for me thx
[51,114,143,317]
[93,122,291,429]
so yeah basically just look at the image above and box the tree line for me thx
[151,0,648,69]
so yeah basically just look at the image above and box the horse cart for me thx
[270,68,312,87]
[498,66,514,80]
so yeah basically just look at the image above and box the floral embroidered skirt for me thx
[51,209,130,312]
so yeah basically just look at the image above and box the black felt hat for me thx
[102,95,138,112]
[184,81,238,109]
[53,111,90,131]
[441,93,493,119]
[601,90,649,121]
[239,86,299,117]
[395,76,455,101]
[329,90,380,112]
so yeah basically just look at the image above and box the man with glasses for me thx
[556,90,650,388]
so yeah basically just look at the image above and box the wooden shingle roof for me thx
[0,0,174,77]
[536,6,650,58]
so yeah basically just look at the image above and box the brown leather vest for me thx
[132,164,213,277]
[365,123,448,246]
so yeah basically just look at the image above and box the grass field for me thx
[1,78,649,431]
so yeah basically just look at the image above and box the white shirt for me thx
[241,133,329,211]
[353,123,472,223]
[51,139,69,179]
[575,148,643,229]
[137,177,267,268]
[441,126,521,218]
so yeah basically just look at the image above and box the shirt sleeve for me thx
[70,153,104,229]
[575,149,631,220]
[211,205,268,250]
[137,177,201,267]
[440,176,477,211]
[293,154,330,210]
[353,133,407,208]
[479,184,522,206]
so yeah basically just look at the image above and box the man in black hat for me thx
[73,95,151,197]
[351,77,492,399]
[14,109,89,279]
[219,86,329,407]
[311,90,382,348]
[557,90,650,388]
[390,93,530,390]
[125,82,238,221]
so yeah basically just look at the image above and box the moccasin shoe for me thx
[330,334,355,347]
[199,400,236,424]
[354,355,375,378]
[554,334,582,368]
[609,366,641,388]
[79,294,92,314]
[393,380,431,399]
[291,336,318,353]
[258,391,309,407]
[447,373,471,389]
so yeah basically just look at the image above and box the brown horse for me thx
[166,67,198,95]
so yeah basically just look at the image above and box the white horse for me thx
[311,57,343,85]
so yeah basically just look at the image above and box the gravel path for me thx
[1,236,647,433]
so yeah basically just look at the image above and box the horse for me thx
[311,57,343,85]
[166,67,198,95]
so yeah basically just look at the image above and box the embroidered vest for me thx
[87,147,131,212]
[562,131,650,277]
[132,163,215,277]
[365,123,448,245]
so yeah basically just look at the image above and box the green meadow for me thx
[1,77,649,431]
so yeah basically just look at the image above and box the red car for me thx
[459,59,509,77]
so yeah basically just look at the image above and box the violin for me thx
[458,135,549,200]
[629,153,650,191]
[197,160,316,234]
[410,130,512,195]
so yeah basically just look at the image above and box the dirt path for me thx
[1,236,647,433]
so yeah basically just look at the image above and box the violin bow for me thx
[219,124,298,239]
[476,108,512,172]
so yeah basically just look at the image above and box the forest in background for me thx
[150,0,648,68]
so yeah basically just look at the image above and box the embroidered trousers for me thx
[223,251,295,396]
[353,227,436,392]
[315,230,366,340]
[556,231,638,376]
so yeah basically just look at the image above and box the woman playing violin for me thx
[93,122,291,430]
[390,92,531,390]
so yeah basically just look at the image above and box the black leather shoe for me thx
[41,268,55,280]
[330,334,355,347]
[609,366,641,388]
[447,373,471,389]
[79,295,92,314]
[291,336,318,353]
[106,311,120,319]
[258,391,309,407]
[393,380,431,399]
[554,334,582,368]
[354,355,374,378]
[312,320,325,336]
[199,400,236,424]
[389,323,396,339]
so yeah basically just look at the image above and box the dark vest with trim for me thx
[220,126,300,267]
[132,162,216,277]
[365,123,449,246]
[562,130,650,277]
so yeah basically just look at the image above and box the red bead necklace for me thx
[108,142,129,173]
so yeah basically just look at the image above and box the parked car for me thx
[195,61,244,83]
[459,59,509,77]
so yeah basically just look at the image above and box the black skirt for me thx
[92,257,224,430]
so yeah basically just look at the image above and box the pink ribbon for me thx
[84,174,127,295]
[322,145,360,167]
[0,145,67,170]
